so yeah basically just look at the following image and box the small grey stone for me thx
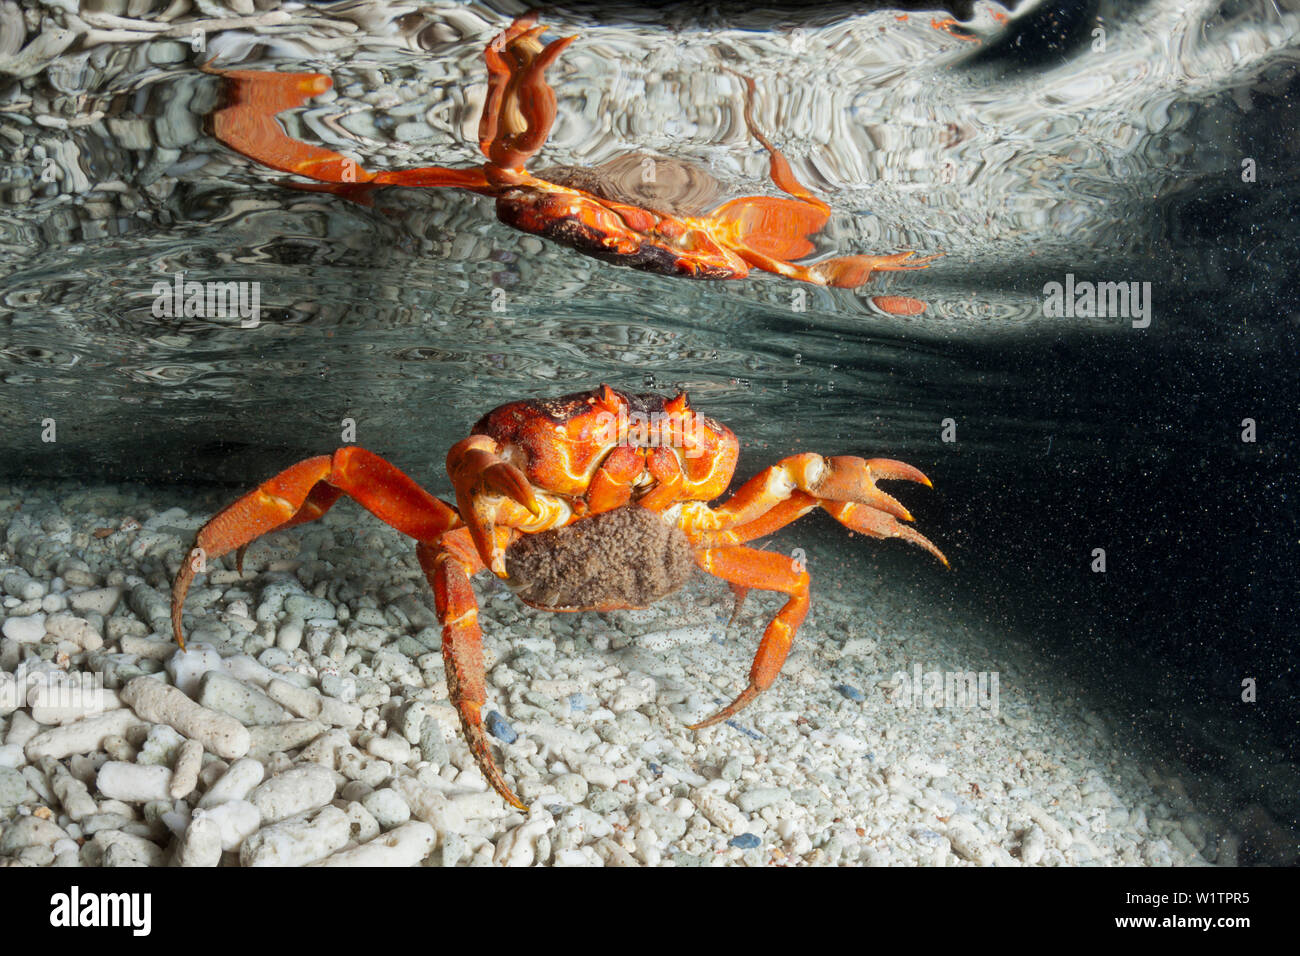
[737,787,790,814]
[587,790,624,814]
[361,788,411,829]
[284,595,335,620]
[197,671,292,726]
[0,766,31,805]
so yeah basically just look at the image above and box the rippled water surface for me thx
[1,0,1298,864]
[1,0,1294,480]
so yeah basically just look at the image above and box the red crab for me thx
[205,14,938,289]
[171,385,946,810]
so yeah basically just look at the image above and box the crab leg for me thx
[480,16,577,173]
[584,445,642,514]
[688,546,810,728]
[171,447,459,648]
[635,446,687,512]
[416,535,527,811]
[688,491,820,548]
[680,453,925,534]
[207,65,498,196]
[702,73,940,288]
[234,481,342,574]
[821,500,948,566]
[737,246,941,289]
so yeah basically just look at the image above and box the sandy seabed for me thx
[0,481,1221,866]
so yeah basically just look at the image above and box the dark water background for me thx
[0,0,1297,858]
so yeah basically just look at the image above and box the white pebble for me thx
[0,673,17,717]
[3,571,44,601]
[389,776,467,835]
[199,799,262,851]
[120,676,250,760]
[49,765,97,821]
[42,614,102,651]
[170,739,203,799]
[165,643,225,697]
[553,773,588,804]
[223,654,280,689]
[494,813,555,866]
[691,787,748,836]
[577,760,619,789]
[634,625,718,651]
[1021,825,1046,865]
[737,787,790,813]
[2,613,46,644]
[364,733,411,764]
[239,804,350,866]
[175,814,223,867]
[309,821,435,867]
[96,761,173,803]
[25,708,144,761]
[610,673,657,713]
[361,788,411,829]
[248,764,337,825]
[69,587,123,616]
[29,683,119,725]
[197,671,290,725]
[197,757,265,808]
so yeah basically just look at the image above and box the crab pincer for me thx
[446,435,539,575]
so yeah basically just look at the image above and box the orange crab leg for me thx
[171,447,459,648]
[208,65,499,194]
[700,74,941,288]
[703,74,831,265]
[690,491,820,548]
[234,481,342,574]
[209,15,575,196]
[682,454,920,534]
[417,539,527,811]
[734,245,941,289]
[480,18,577,173]
[208,69,375,184]
[688,546,811,728]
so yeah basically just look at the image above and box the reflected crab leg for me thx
[733,244,941,289]
[207,69,373,184]
[480,17,577,173]
[171,448,459,649]
[207,65,497,194]
[688,545,811,728]
[704,73,941,287]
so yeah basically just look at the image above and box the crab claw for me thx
[807,251,942,289]
[822,500,948,567]
[801,455,947,566]
[801,455,930,523]
[447,436,538,575]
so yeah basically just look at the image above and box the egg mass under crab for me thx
[504,503,695,611]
